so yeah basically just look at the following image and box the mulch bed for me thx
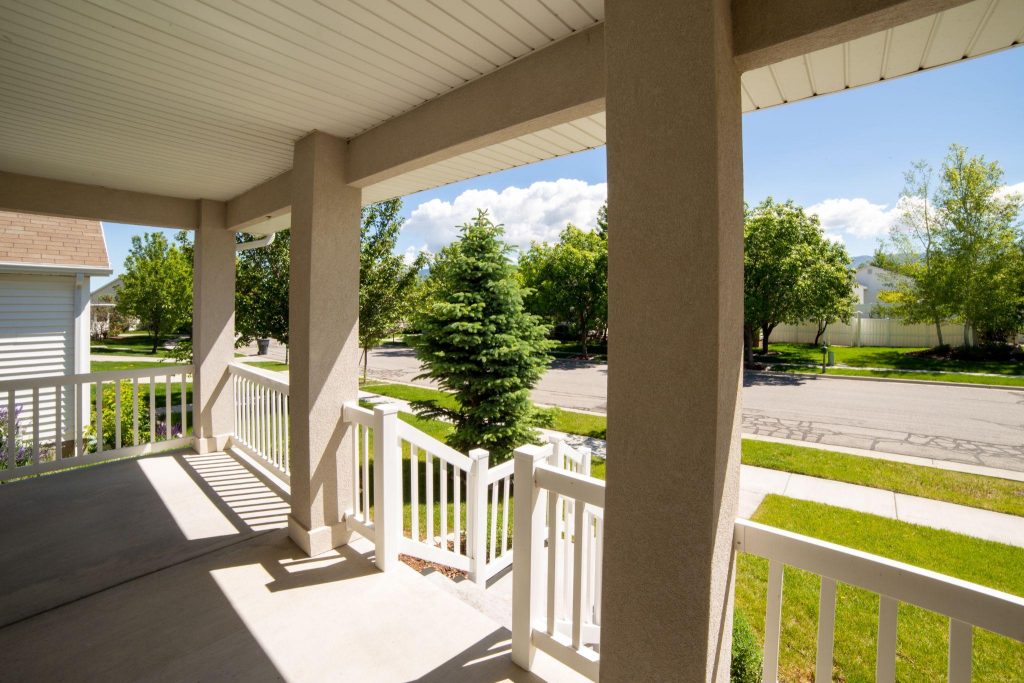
[400,554,467,580]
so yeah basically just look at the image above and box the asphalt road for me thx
[366,347,1024,473]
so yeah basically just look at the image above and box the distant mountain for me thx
[850,254,873,268]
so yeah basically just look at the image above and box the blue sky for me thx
[97,47,1024,289]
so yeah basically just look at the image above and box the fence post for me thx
[373,403,401,572]
[468,447,490,586]
[512,443,549,672]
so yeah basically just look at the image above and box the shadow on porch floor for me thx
[0,449,583,681]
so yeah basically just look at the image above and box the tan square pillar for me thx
[601,0,744,680]
[192,199,235,454]
[287,131,361,556]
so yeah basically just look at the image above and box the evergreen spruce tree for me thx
[412,211,553,459]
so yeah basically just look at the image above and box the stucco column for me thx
[601,1,744,680]
[192,199,235,454]
[287,131,360,557]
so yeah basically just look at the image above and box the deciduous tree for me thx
[117,233,192,353]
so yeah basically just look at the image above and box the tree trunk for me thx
[813,320,827,346]
[743,325,754,364]
[934,319,944,347]
[963,322,972,348]
[362,348,368,382]
[761,324,773,354]
[579,317,588,358]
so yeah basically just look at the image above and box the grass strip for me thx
[737,495,1024,681]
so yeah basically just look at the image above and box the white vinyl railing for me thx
[0,365,194,481]
[735,519,1024,683]
[228,363,290,481]
[512,442,605,682]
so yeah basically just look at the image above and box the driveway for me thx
[365,347,1024,473]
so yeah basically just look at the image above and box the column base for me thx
[193,434,231,454]
[288,516,353,557]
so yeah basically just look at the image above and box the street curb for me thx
[750,369,1024,392]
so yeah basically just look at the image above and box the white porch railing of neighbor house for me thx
[734,519,1024,683]
[229,363,290,482]
[0,365,194,481]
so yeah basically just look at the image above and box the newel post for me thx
[511,443,549,671]
[373,403,401,572]
[468,447,490,586]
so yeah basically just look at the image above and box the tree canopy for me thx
[116,233,192,352]
[519,223,607,356]
[744,198,854,359]
[359,199,427,378]
[875,145,1023,346]
[235,230,290,347]
[412,211,552,459]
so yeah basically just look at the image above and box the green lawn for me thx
[247,360,290,372]
[759,342,1024,376]
[90,332,176,358]
[737,496,1024,681]
[744,439,1024,517]
[778,364,1024,387]
[361,382,606,439]
[91,360,171,372]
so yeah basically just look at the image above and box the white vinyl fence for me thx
[771,318,967,348]
[1,365,194,481]
[229,362,290,481]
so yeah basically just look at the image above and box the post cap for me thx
[372,402,402,416]
[468,448,489,461]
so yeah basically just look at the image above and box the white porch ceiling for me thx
[0,0,1021,210]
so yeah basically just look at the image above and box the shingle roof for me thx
[0,210,109,270]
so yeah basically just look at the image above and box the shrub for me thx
[731,608,763,683]
[0,404,30,469]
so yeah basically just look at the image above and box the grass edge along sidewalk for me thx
[361,380,1024,517]
[736,495,1024,682]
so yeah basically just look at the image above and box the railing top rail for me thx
[342,401,374,427]
[735,519,1024,642]
[228,362,290,395]
[486,458,515,484]
[396,420,474,470]
[0,364,195,391]
[534,462,605,509]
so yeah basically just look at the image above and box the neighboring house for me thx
[89,277,123,338]
[0,211,111,384]
[853,262,901,318]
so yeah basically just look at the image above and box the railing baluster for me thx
[763,560,784,683]
[95,380,103,454]
[948,619,972,683]
[501,475,510,555]
[362,424,370,521]
[351,425,360,517]
[876,595,898,683]
[453,464,461,554]
[440,460,448,551]
[546,488,559,635]
[489,480,499,561]
[571,501,585,649]
[114,380,122,450]
[164,375,171,439]
[181,375,187,437]
[283,395,289,472]
[426,452,434,545]
[6,390,15,468]
[410,444,419,542]
[148,376,156,444]
[132,378,139,446]
[54,383,63,461]
[75,381,84,456]
[31,387,40,465]
[816,577,837,683]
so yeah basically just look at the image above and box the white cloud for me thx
[806,197,901,239]
[403,179,607,253]
[402,244,431,266]
[996,180,1024,200]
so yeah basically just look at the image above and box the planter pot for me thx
[256,338,271,355]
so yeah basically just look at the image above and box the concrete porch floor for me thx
[0,450,582,682]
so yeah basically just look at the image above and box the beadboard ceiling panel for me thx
[0,0,1020,210]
